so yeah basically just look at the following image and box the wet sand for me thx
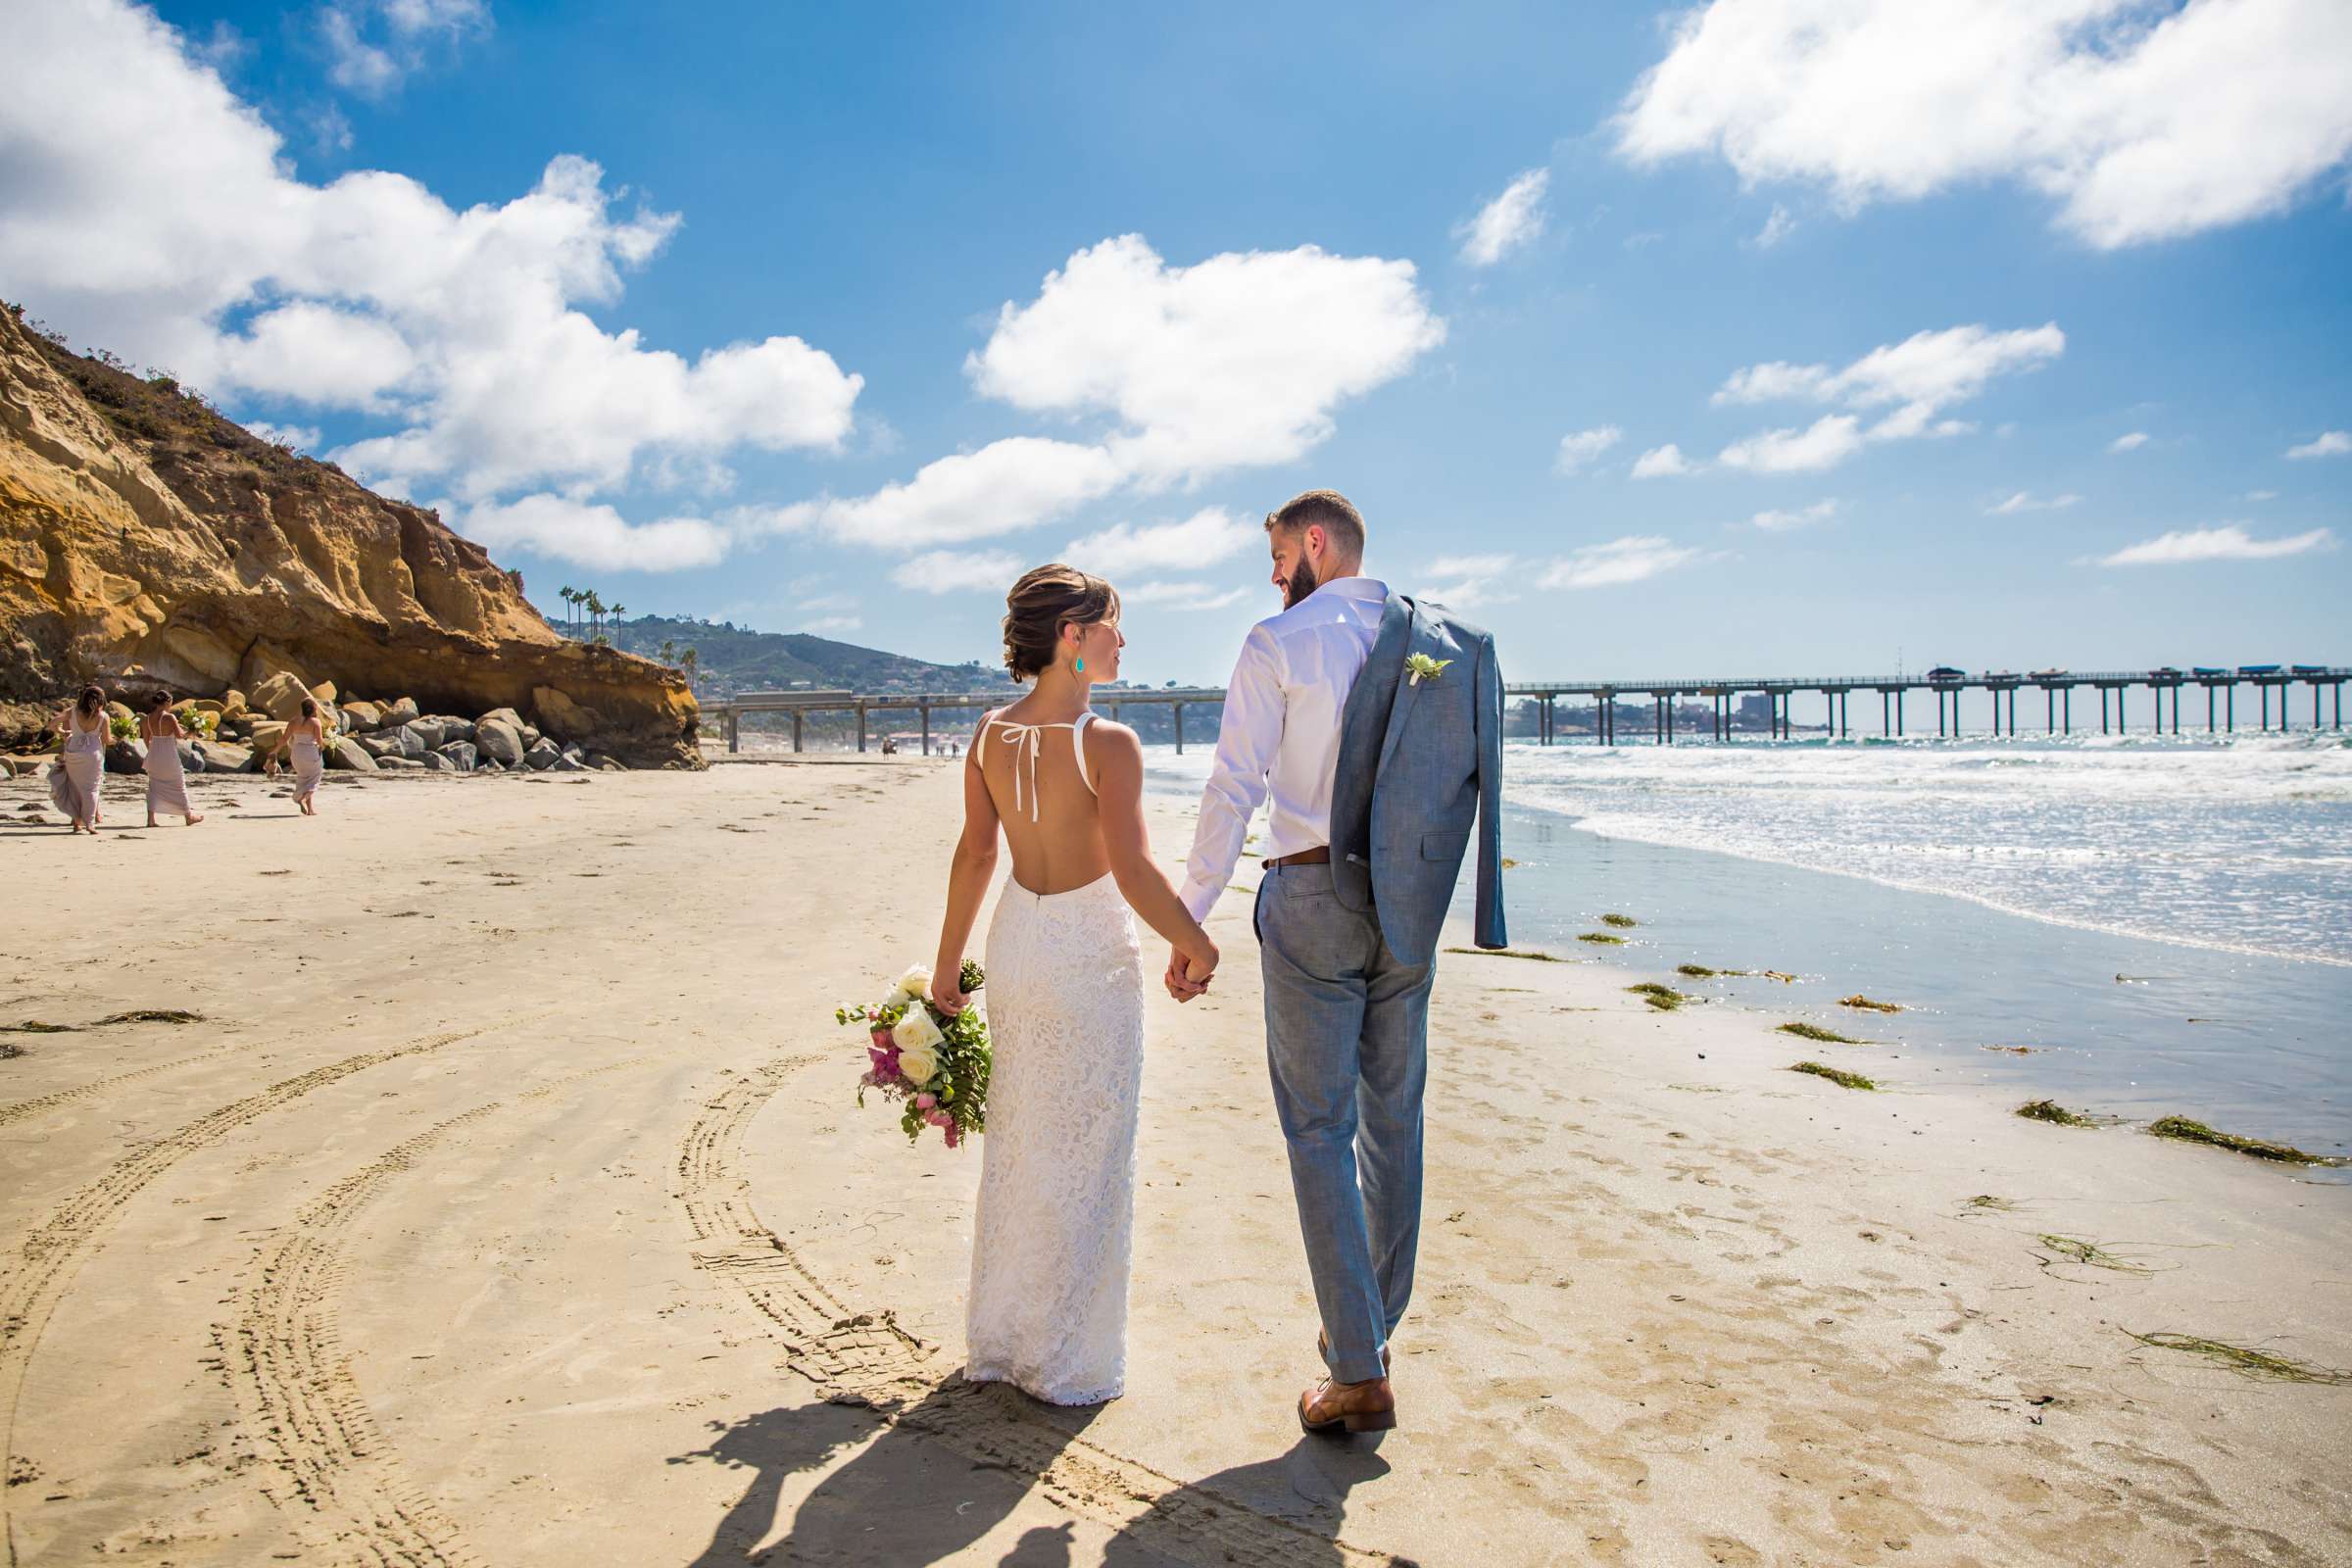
[2,759,2346,1565]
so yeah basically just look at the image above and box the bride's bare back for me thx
[971,701,1111,896]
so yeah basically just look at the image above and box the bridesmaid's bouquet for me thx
[838,960,991,1149]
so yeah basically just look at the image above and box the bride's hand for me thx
[1182,945,1218,991]
[930,972,970,1015]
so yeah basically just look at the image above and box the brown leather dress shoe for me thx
[1298,1375,1397,1436]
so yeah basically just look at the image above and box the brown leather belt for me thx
[1263,846,1331,869]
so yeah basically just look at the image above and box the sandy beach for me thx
[3,759,2347,1567]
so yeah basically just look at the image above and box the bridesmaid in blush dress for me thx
[139,692,204,827]
[49,684,108,834]
[267,698,328,815]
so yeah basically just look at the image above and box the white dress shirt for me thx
[1179,576,1390,921]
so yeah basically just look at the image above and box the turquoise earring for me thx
[1075,655,1085,673]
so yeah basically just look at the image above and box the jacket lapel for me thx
[1374,597,1428,781]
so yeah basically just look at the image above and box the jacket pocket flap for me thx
[1419,829,1470,861]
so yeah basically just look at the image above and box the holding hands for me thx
[1164,942,1217,1003]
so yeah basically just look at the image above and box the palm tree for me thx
[660,639,676,665]
[681,647,700,684]
[584,591,605,636]
[557,585,575,632]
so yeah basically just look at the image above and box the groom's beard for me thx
[1282,557,1320,609]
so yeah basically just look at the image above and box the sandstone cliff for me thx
[0,303,701,767]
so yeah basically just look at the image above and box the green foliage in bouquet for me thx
[839,959,992,1148]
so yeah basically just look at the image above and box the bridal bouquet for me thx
[838,959,990,1149]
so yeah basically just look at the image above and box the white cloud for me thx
[1456,169,1551,267]
[1063,507,1257,573]
[1750,203,1796,248]
[459,494,726,572]
[1717,415,1863,473]
[1118,581,1251,610]
[891,550,1027,594]
[321,0,490,98]
[1537,535,1705,589]
[243,420,321,453]
[2286,430,2351,460]
[1615,0,2352,248]
[2245,489,2278,502]
[0,0,862,576]
[1423,553,1520,610]
[1554,425,1623,475]
[801,614,863,634]
[1988,491,2083,514]
[732,438,1123,549]
[2098,523,2336,566]
[966,234,1443,487]
[2109,430,2151,453]
[1751,498,1838,531]
[1705,323,2060,470]
[1631,442,1695,478]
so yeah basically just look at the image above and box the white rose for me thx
[897,963,934,999]
[896,1045,941,1088]
[892,1003,945,1054]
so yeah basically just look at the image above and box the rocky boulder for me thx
[475,717,525,766]
[381,696,420,727]
[192,739,249,771]
[524,737,561,769]
[0,306,701,766]
[356,732,404,760]
[328,737,377,771]
[248,671,315,721]
[342,699,384,732]
[375,755,422,770]
[247,720,286,760]
[437,741,477,772]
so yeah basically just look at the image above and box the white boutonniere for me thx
[1405,653,1452,687]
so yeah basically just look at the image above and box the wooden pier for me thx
[712,666,2348,754]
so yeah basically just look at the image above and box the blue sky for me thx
[8,0,2350,683]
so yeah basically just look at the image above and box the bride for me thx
[927,564,1220,1405]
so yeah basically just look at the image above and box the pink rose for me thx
[866,1043,902,1081]
[870,1026,892,1051]
[915,1093,936,1109]
[943,1123,962,1149]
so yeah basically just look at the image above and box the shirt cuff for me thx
[1179,876,1221,924]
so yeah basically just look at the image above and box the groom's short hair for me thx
[1266,489,1365,564]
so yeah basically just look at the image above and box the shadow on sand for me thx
[673,1375,1391,1567]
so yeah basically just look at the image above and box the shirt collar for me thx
[1308,575,1389,604]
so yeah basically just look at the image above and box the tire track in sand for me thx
[0,1014,555,1568]
[217,1057,648,1568]
[680,1057,1397,1568]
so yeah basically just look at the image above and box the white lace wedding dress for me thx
[965,713,1146,1405]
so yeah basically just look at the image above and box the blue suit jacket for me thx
[1327,591,1507,964]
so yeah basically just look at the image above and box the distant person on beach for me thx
[139,692,203,827]
[266,698,328,815]
[1171,489,1505,1438]
[49,683,109,833]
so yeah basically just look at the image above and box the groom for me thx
[1169,489,1505,1436]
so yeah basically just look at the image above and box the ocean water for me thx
[1143,735,2352,1166]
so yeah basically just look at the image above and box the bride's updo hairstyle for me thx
[1002,564,1118,683]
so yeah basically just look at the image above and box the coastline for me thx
[2,761,2345,1564]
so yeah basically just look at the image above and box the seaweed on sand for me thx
[2034,1234,2155,1275]
[1627,983,1689,1011]
[0,1042,23,1060]
[1445,947,1562,962]
[2123,1332,2352,1385]
[1960,1195,2022,1213]
[1599,912,1639,929]
[94,1009,203,1026]
[0,1021,78,1035]
[1776,1021,1868,1045]
[1675,963,1720,978]
[2016,1100,2096,1128]
[1789,1060,1876,1090]
[1838,994,1903,1013]
[2147,1116,2346,1167]
[1576,932,1626,946]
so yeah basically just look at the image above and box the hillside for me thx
[584,612,1017,699]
